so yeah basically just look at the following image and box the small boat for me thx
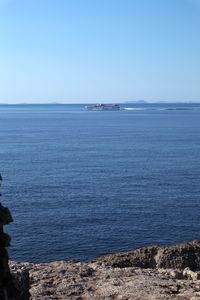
[85,104,120,111]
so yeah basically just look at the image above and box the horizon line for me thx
[1,100,200,105]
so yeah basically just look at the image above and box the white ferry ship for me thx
[85,104,120,111]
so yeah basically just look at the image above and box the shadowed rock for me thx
[0,175,29,299]
[97,240,200,271]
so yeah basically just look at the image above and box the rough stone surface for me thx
[10,263,30,299]
[9,240,200,300]
[97,240,200,271]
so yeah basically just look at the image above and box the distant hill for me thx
[124,100,147,104]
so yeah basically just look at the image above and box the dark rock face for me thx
[156,241,200,270]
[11,266,30,300]
[97,241,200,271]
[98,246,159,269]
[0,175,30,300]
[0,202,17,299]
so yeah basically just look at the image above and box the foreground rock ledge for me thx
[10,240,200,299]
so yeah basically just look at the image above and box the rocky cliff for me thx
[10,240,200,299]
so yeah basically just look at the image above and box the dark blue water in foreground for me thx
[1,103,200,262]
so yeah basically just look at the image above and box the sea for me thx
[1,103,200,263]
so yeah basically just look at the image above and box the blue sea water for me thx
[1,103,200,262]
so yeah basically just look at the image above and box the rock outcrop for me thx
[9,240,200,300]
[0,175,29,300]
[97,240,200,271]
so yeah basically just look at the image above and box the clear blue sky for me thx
[0,0,200,103]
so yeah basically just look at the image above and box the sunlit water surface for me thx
[1,103,200,262]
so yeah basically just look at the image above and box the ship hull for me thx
[86,104,120,111]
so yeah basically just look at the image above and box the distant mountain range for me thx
[124,100,200,104]
[1,100,200,105]
[124,100,147,104]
